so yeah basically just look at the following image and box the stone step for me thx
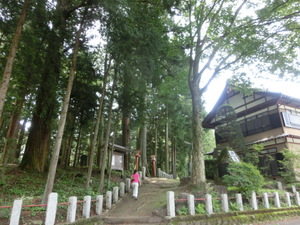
[103,216,164,224]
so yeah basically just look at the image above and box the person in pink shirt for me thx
[131,169,141,200]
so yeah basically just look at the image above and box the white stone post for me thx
[221,194,229,212]
[295,192,300,206]
[158,168,161,177]
[262,193,270,209]
[45,192,58,225]
[187,194,195,215]
[67,196,77,223]
[113,187,119,203]
[236,194,244,211]
[142,166,146,179]
[167,191,175,218]
[205,194,213,215]
[138,171,143,180]
[106,191,112,210]
[120,182,125,197]
[96,195,103,215]
[277,182,283,190]
[274,192,281,208]
[125,178,131,192]
[83,196,91,218]
[251,191,258,210]
[285,192,291,207]
[9,199,22,225]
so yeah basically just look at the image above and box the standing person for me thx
[131,169,141,200]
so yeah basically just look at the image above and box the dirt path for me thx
[103,177,184,221]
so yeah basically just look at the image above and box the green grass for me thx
[0,166,125,206]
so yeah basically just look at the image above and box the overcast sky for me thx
[203,75,300,113]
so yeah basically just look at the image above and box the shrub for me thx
[177,206,188,215]
[222,162,264,197]
[195,203,205,214]
[278,148,300,184]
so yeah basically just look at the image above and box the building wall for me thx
[283,127,300,136]
[244,127,284,143]
[287,142,300,154]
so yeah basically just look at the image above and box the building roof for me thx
[109,143,130,153]
[202,83,300,129]
[246,133,300,146]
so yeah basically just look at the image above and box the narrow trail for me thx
[102,177,184,224]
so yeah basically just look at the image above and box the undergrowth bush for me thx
[195,203,205,214]
[222,162,264,197]
[177,206,188,215]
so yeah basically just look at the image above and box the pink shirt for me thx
[131,173,140,183]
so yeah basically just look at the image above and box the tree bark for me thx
[190,81,206,188]
[107,115,118,186]
[96,119,104,168]
[73,124,82,168]
[141,123,147,168]
[16,117,28,159]
[0,0,31,120]
[122,113,130,170]
[85,55,110,189]
[165,119,169,173]
[154,120,158,157]
[99,75,116,193]
[172,137,177,179]
[1,95,25,164]
[42,16,85,203]
[20,1,66,172]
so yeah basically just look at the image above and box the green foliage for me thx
[177,205,188,215]
[29,207,45,217]
[278,148,300,184]
[222,162,265,197]
[195,203,205,214]
[211,191,221,213]
[229,201,239,211]
[243,144,264,167]
[215,104,246,153]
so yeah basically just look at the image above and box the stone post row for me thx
[236,193,244,211]
[187,194,195,215]
[251,191,258,210]
[120,182,125,197]
[277,181,283,190]
[167,191,175,218]
[83,196,91,218]
[274,192,281,208]
[113,187,119,204]
[67,196,77,222]
[262,193,270,209]
[106,191,112,210]
[142,166,146,179]
[45,192,58,225]
[9,199,22,225]
[125,178,131,192]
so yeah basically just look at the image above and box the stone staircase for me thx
[102,216,166,224]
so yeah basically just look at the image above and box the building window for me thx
[260,147,277,154]
[282,112,300,129]
[240,112,281,136]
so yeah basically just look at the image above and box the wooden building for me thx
[203,86,300,178]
